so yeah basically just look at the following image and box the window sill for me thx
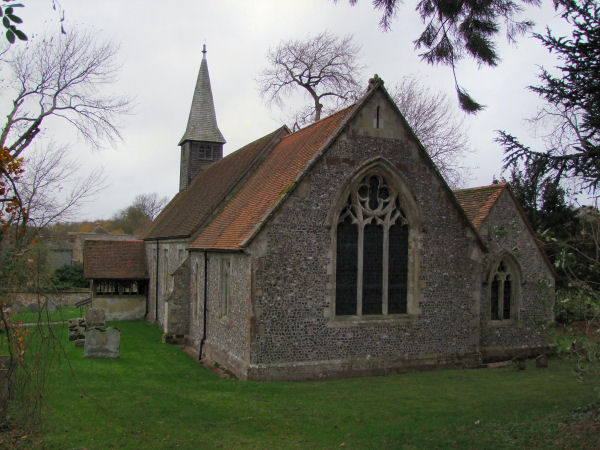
[327,314,417,328]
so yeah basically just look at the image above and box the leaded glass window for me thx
[490,259,517,321]
[335,173,409,316]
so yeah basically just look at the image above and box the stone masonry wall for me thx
[187,251,251,378]
[478,190,555,361]
[245,90,485,379]
[144,239,189,332]
[166,258,190,337]
[9,290,90,308]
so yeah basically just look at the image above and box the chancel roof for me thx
[189,105,354,250]
[179,51,225,145]
[84,240,147,279]
[453,183,508,229]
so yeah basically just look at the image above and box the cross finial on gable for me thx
[202,43,207,59]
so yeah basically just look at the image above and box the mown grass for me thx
[12,306,86,324]
[17,321,600,448]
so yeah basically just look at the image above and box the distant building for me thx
[83,239,147,321]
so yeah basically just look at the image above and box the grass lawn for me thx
[13,321,599,448]
[12,306,87,324]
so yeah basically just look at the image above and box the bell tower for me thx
[178,45,226,191]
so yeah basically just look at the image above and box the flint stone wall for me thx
[7,290,90,309]
[187,252,252,379]
[477,190,555,361]
[242,92,485,379]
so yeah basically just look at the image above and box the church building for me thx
[94,49,556,380]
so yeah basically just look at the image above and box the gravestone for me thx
[84,327,120,358]
[85,308,106,327]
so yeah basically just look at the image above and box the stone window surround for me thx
[326,158,423,325]
[485,252,522,326]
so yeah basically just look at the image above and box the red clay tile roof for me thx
[189,106,355,250]
[453,183,508,229]
[145,127,288,240]
[84,239,147,279]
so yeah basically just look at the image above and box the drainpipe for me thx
[199,251,208,360]
[155,240,159,323]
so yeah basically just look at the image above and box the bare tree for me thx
[108,193,167,235]
[390,77,472,188]
[131,193,168,220]
[258,32,363,126]
[0,30,131,159]
[16,144,105,228]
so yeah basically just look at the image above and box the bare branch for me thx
[15,144,107,228]
[258,32,363,123]
[390,76,473,187]
[0,30,132,158]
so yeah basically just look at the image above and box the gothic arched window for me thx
[489,258,519,321]
[335,173,409,316]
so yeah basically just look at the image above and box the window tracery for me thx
[335,173,409,316]
[490,258,518,321]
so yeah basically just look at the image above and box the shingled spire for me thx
[178,45,226,191]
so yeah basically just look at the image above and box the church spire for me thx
[179,45,225,145]
[178,46,226,191]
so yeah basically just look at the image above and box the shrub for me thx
[51,263,87,290]
[554,289,600,324]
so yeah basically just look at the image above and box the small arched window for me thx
[489,258,519,321]
[335,173,409,316]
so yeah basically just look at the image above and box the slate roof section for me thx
[189,105,355,250]
[84,240,147,279]
[453,183,508,229]
[179,52,226,145]
[145,127,289,240]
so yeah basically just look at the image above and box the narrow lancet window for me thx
[489,258,519,321]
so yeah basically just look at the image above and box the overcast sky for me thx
[10,0,571,221]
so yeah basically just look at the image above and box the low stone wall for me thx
[8,290,90,308]
[92,295,146,321]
